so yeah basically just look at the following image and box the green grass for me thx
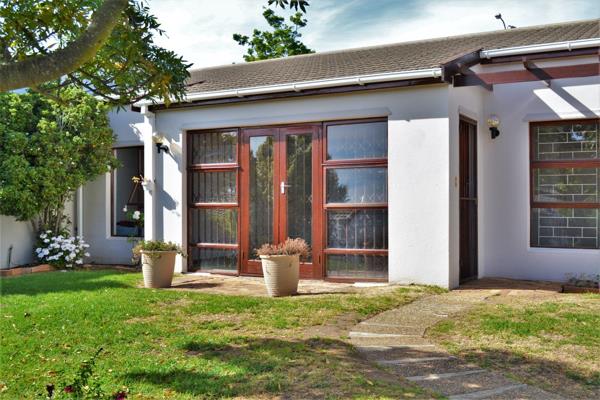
[0,270,438,399]
[428,295,600,398]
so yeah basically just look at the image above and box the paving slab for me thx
[381,357,482,377]
[350,335,433,346]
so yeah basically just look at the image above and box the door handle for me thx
[280,181,291,194]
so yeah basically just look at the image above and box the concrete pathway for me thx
[350,288,565,400]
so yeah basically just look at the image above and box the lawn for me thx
[428,292,600,399]
[0,270,440,399]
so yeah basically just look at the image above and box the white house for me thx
[2,19,599,288]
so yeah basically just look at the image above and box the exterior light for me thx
[153,135,169,154]
[487,115,500,139]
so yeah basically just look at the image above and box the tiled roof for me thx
[186,19,599,94]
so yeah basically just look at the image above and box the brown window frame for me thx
[529,118,600,249]
[187,128,241,273]
[322,118,389,281]
[111,146,144,238]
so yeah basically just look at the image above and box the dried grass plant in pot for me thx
[133,241,184,288]
[256,238,310,297]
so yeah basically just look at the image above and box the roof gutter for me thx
[136,67,442,106]
[480,37,600,59]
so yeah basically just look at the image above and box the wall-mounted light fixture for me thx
[487,115,500,139]
[153,135,169,154]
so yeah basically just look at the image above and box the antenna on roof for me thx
[495,13,516,29]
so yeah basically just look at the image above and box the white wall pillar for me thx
[141,106,156,241]
[388,117,451,288]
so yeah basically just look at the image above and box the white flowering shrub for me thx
[35,231,90,269]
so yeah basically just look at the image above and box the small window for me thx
[112,147,144,237]
[530,120,599,249]
[326,121,387,160]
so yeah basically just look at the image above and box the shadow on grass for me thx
[0,269,136,296]
[124,336,409,398]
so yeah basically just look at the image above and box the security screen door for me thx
[239,125,322,278]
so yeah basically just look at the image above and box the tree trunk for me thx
[0,0,128,92]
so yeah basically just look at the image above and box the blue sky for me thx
[149,0,600,69]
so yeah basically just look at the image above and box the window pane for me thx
[113,147,144,237]
[190,209,238,244]
[326,254,388,279]
[191,131,237,164]
[533,122,598,161]
[287,134,312,260]
[534,168,598,203]
[190,247,238,272]
[191,171,237,203]
[531,208,599,249]
[249,136,274,258]
[327,209,388,249]
[327,122,387,160]
[326,168,387,204]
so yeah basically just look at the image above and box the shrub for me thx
[256,238,310,258]
[132,240,184,262]
[0,89,118,234]
[35,231,89,269]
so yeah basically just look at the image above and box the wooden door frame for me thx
[458,115,478,282]
[239,124,323,278]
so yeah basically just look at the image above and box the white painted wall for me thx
[0,217,35,269]
[81,107,144,265]
[153,85,452,285]
[0,194,76,269]
[479,75,600,282]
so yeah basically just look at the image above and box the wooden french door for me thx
[239,125,322,278]
[459,117,478,282]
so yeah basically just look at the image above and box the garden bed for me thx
[0,264,54,277]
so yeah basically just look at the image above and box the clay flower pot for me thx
[141,251,177,288]
[260,254,299,297]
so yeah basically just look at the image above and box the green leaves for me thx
[0,89,118,231]
[233,7,314,62]
[0,0,191,105]
[268,0,310,13]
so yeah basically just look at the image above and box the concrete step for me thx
[350,335,431,347]
[478,384,566,400]
[407,369,487,382]
[349,331,421,338]
[416,371,520,397]
[354,323,425,335]
[380,357,483,378]
[357,345,449,362]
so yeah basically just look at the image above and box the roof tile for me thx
[186,19,600,93]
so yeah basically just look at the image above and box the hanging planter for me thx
[256,238,310,297]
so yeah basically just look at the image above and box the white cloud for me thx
[148,0,600,69]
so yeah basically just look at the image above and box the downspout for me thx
[140,105,156,241]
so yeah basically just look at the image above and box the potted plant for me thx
[132,240,184,288]
[256,238,310,297]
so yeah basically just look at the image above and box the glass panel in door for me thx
[285,134,313,261]
[249,136,275,259]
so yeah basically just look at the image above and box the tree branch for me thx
[0,0,128,92]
